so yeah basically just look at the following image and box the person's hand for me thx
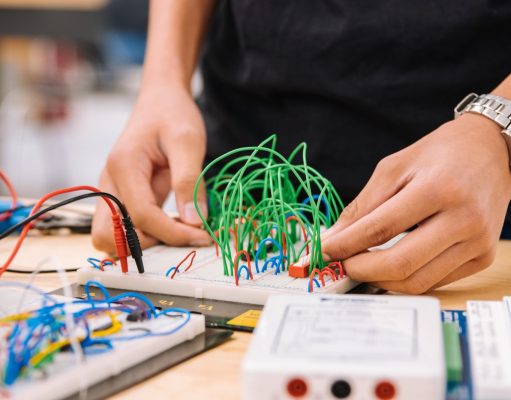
[92,86,211,252]
[321,113,511,294]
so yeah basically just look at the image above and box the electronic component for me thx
[466,297,511,399]
[0,186,145,275]
[0,201,30,235]
[76,235,406,305]
[0,281,205,400]
[194,136,346,280]
[443,323,463,383]
[77,245,358,305]
[32,212,92,234]
[242,294,445,399]
[441,310,471,399]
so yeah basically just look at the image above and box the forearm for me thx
[142,0,216,92]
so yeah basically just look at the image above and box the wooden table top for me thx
[2,234,511,399]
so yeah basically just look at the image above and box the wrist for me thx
[456,112,510,168]
[454,91,511,170]
[140,72,192,96]
[137,78,193,103]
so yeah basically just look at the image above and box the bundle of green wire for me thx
[193,135,344,277]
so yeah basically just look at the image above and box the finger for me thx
[322,181,441,261]
[369,241,479,294]
[92,170,159,253]
[151,167,172,205]
[340,212,464,282]
[431,251,495,289]
[321,155,407,242]
[164,131,208,226]
[107,152,211,247]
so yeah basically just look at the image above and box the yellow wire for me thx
[30,338,72,367]
[91,313,122,338]
[29,312,122,368]
[0,312,32,323]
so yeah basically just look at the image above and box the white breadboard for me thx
[467,297,511,400]
[77,245,358,305]
[1,288,205,400]
[242,294,445,400]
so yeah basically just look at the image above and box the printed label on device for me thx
[467,300,511,400]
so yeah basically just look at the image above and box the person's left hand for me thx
[321,113,511,294]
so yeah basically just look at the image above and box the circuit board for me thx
[77,245,358,305]
[1,286,232,400]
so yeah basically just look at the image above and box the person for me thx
[92,1,511,294]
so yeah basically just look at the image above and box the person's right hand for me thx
[92,86,212,253]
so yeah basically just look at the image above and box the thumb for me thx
[166,131,208,226]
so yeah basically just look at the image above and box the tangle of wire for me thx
[0,280,190,386]
[193,135,344,279]
[0,185,144,275]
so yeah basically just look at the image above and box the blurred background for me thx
[0,0,161,199]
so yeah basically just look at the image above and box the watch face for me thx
[454,93,478,118]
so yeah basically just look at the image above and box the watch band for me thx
[455,93,511,166]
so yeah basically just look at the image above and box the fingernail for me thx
[184,202,206,225]
[189,239,212,247]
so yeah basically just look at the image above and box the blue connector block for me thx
[0,200,31,235]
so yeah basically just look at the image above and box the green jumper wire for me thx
[193,135,344,277]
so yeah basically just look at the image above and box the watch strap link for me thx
[455,92,511,165]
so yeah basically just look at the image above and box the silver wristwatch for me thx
[455,93,511,165]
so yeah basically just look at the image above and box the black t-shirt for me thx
[199,0,511,204]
